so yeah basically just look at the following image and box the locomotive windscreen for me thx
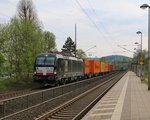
[36,56,55,66]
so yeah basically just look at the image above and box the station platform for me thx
[82,71,150,120]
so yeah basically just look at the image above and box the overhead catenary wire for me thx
[75,0,101,35]
[117,45,135,54]
[75,0,116,53]
[86,0,116,43]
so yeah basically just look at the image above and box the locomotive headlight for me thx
[54,69,57,74]
[34,72,36,75]
[54,71,57,74]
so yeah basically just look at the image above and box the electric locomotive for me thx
[33,53,84,86]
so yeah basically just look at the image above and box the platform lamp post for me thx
[134,48,139,76]
[140,4,150,90]
[134,42,141,77]
[136,31,144,81]
[136,31,142,51]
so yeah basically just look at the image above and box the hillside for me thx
[89,55,132,63]
[103,55,132,63]
[100,55,132,70]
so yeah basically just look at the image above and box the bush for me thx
[0,76,34,91]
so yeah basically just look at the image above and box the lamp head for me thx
[135,42,139,44]
[136,31,142,34]
[140,4,150,9]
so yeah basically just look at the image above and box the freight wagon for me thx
[105,63,109,73]
[83,60,90,78]
[88,60,101,77]
[101,62,105,74]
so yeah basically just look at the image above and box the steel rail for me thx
[0,71,120,120]
[73,72,126,120]
[35,71,126,120]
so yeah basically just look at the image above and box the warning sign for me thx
[140,57,144,65]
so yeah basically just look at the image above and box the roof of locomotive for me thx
[36,53,83,62]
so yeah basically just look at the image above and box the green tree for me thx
[0,17,36,80]
[0,53,5,75]
[42,31,56,52]
[0,0,56,82]
[76,49,87,59]
[99,57,107,62]
[61,37,75,55]
[17,0,39,26]
[0,25,7,50]
[0,0,57,91]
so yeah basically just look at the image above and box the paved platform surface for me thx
[82,71,150,120]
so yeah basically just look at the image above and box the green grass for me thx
[144,78,148,85]
[0,77,34,92]
[144,69,148,85]
[0,77,16,91]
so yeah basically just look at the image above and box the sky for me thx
[0,0,150,58]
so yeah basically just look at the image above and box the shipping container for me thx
[83,60,90,74]
[109,65,113,72]
[112,65,116,71]
[105,63,109,72]
[101,62,105,73]
[89,60,101,74]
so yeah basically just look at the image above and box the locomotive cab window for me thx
[45,57,55,65]
[57,58,64,72]
[36,56,55,66]
[64,60,68,72]
[36,57,45,65]
[79,61,83,72]
[68,60,72,72]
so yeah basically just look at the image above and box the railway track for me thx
[0,71,123,120]
[36,71,126,120]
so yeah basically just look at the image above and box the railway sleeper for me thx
[56,111,77,115]
[58,110,78,114]
[54,113,76,117]
[50,115,73,120]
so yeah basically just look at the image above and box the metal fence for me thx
[0,72,115,120]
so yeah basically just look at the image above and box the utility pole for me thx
[75,24,77,57]
[148,7,150,90]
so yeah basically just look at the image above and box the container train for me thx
[33,53,117,86]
